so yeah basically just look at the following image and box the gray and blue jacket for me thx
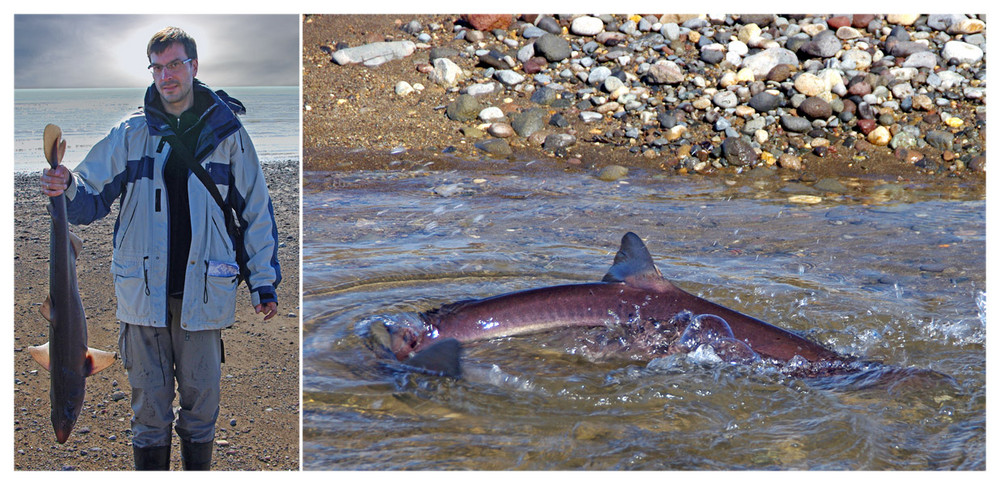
[63,81,281,330]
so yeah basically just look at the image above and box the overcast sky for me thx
[14,14,300,89]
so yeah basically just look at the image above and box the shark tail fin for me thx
[86,348,119,376]
[27,342,51,371]
[602,232,675,292]
[402,338,463,378]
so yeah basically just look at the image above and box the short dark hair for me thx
[147,26,197,60]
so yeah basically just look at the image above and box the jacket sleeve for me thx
[227,126,281,307]
[64,120,131,225]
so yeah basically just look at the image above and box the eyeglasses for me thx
[148,58,193,75]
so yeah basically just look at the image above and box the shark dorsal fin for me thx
[602,232,676,292]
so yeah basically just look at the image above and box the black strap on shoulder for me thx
[161,133,238,231]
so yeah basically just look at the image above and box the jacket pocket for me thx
[202,260,238,324]
[111,257,151,320]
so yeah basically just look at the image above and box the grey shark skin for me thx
[28,125,116,444]
[387,232,847,373]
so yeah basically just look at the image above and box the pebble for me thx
[867,126,891,146]
[941,41,984,64]
[446,94,482,121]
[722,137,758,166]
[474,139,513,158]
[543,133,577,151]
[478,106,504,122]
[430,58,463,87]
[646,60,685,84]
[494,70,525,86]
[331,40,416,66]
[394,81,414,96]
[778,153,803,170]
[800,30,841,58]
[794,73,828,97]
[571,16,605,36]
[744,48,798,79]
[799,97,832,119]
[511,109,547,137]
[597,165,628,181]
[487,123,514,138]
[780,115,811,133]
[359,13,988,177]
[534,34,572,62]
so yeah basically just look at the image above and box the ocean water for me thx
[13,85,299,172]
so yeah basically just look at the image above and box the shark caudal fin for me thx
[38,231,83,322]
[401,338,463,378]
[601,232,676,292]
[27,342,118,375]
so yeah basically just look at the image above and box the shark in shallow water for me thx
[375,232,866,379]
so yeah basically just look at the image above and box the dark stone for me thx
[748,91,783,112]
[446,95,482,121]
[800,30,840,58]
[722,136,758,166]
[530,87,559,106]
[766,64,793,82]
[780,115,812,133]
[534,33,572,62]
[799,97,832,119]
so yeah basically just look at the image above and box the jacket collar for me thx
[144,79,245,160]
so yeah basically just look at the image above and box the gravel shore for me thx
[303,14,984,187]
[12,160,300,471]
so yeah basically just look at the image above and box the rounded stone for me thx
[780,115,811,133]
[534,33,572,62]
[799,97,832,119]
[446,94,482,121]
[722,137,758,166]
[597,165,628,181]
[487,123,514,138]
[571,16,605,36]
[867,126,891,146]
[474,139,512,157]
[766,64,792,82]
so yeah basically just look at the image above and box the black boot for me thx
[180,439,213,470]
[133,444,171,470]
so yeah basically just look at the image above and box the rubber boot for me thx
[180,439,213,470]
[133,444,171,470]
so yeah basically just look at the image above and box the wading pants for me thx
[119,297,222,448]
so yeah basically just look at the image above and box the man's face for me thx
[149,42,198,115]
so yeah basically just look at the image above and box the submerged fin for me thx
[602,232,675,292]
[27,341,118,375]
[402,338,463,378]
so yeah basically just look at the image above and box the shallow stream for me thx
[301,158,984,470]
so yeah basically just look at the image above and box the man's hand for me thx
[255,301,278,321]
[41,165,71,197]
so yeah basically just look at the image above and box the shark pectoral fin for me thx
[86,348,119,376]
[402,338,463,378]
[39,296,52,322]
[602,232,677,292]
[28,342,51,372]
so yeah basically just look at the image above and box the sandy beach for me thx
[12,160,300,471]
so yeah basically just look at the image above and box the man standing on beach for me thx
[39,27,281,471]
